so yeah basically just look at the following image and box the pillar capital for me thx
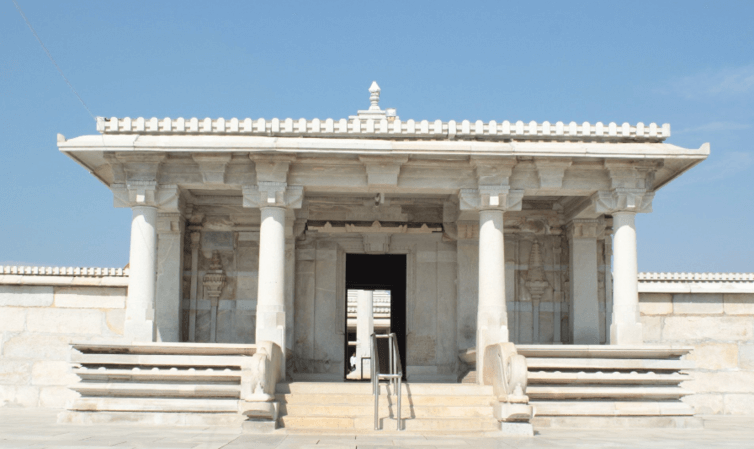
[112,181,180,212]
[459,186,524,212]
[595,188,654,215]
[156,212,184,235]
[242,182,303,210]
[567,218,605,240]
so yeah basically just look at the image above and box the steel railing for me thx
[371,332,402,431]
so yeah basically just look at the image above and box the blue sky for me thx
[1,1,752,272]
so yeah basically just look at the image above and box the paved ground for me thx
[1,409,753,448]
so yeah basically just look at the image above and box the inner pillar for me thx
[568,219,602,345]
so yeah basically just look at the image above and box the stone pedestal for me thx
[124,205,158,342]
[610,211,642,344]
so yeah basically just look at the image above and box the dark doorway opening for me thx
[344,254,407,380]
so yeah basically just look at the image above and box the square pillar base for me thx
[610,322,643,345]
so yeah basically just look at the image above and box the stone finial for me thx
[369,81,381,111]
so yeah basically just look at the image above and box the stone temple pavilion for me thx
[37,82,725,432]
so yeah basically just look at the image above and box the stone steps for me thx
[530,400,694,416]
[69,397,239,413]
[519,345,696,424]
[71,382,241,398]
[528,371,689,384]
[276,381,499,432]
[62,342,254,424]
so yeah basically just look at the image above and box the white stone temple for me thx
[2,83,752,432]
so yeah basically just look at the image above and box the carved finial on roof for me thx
[369,81,381,111]
[351,81,397,120]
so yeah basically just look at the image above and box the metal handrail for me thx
[371,332,402,431]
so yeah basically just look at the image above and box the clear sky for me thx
[1,1,752,272]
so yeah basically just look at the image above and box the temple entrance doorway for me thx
[344,254,406,381]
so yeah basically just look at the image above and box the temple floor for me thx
[1,409,751,448]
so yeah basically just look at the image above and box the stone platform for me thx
[2,408,752,448]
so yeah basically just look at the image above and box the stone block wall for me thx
[0,267,128,408]
[639,280,754,415]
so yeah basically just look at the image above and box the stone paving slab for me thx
[0,410,753,449]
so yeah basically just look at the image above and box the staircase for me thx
[277,382,500,433]
[58,342,255,426]
[516,345,701,428]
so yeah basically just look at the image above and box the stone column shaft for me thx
[355,290,374,379]
[124,205,158,341]
[256,206,287,353]
[610,212,642,344]
[477,209,508,381]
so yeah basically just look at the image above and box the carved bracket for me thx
[112,181,180,211]
[358,155,408,187]
[595,188,654,214]
[459,186,524,211]
[535,158,572,189]
[242,182,303,209]
[192,154,232,184]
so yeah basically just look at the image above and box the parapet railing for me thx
[371,332,403,431]
[96,116,671,141]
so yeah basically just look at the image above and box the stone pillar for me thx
[155,213,184,342]
[595,187,654,345]
[611,212,641,344]
[124,205,158,341]
[567,219,603,345]
[243,179,303,381]
[256,206,287,348]
[355,290,374,379]
[460,180,523,381]
[188,230,201,342]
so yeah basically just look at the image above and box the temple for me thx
[7,82,753,433]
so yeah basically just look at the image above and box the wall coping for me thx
[0,265,129,287]
[639,272,754,294]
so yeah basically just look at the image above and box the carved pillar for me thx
[567,219,604,345]
[460,179,523,381]
[243,178,303,380]
[596,188,654,344]
[525,240,549,343]
[113,179,179,342]
[188,230,201,342]
[203,250,226,343]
